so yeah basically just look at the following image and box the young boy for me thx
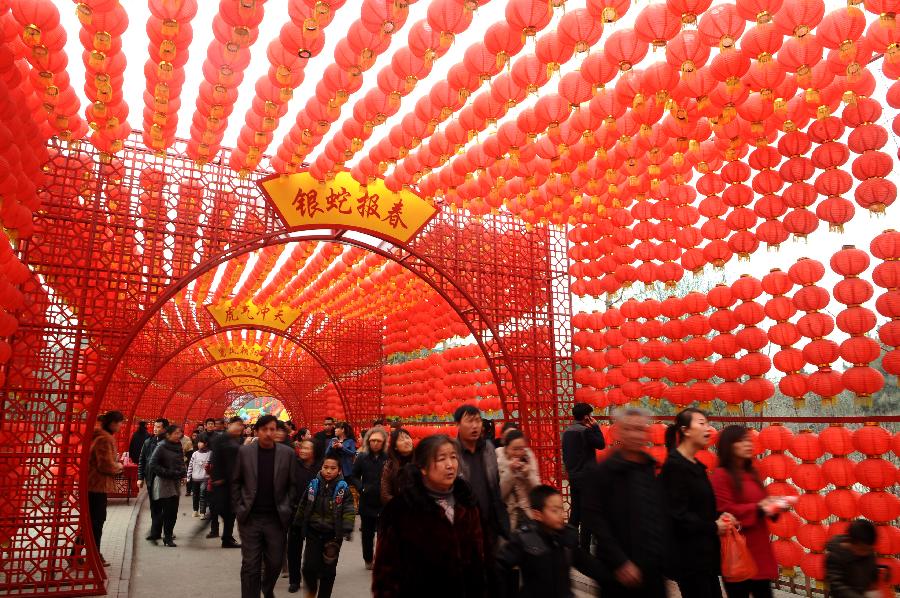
[185,438,210,518]
[294,456,356,598]
[497,484,605,598]
[826,519,881,598]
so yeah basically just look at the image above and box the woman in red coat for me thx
[710,425,783,598]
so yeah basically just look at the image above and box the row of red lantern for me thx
[330,0,588,182]
[252,244,316,307]
[143,0,198,153]
[270,244,344,308]
[185,0,269,164]
[398,5,899,226]
[401,3,882,194]
[384,297,470,355]
[270,0,417,177]
[74,1,131,154]
[871,230,900,378]
[573,253,892,408]
[229,0,342,173]
[383,345,501,418]
[5,0,87,141]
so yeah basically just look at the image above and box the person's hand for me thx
[510,459,523,473]
[758,497,776,514]
[115,463,124,473]
[716,513,735,534]
[615,561,642,588]
[136,479,144,489]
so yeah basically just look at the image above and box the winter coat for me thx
[561,422,605,482]
[149,440,186,500]
[581,450,667,584]
[825,535,879,598]
[349,450,388,517]
[325,437,357,477]
[137,434,162,483]
[88,428,123,493]
[458,437,511,539]
[209,432,242,514]
[373,474,485,598]
[658,450,721,580]
[710,467,778,580]
[380,455,413,506]
[498,520,606,598]
[128,428,149,465]
[313,429,335,464]
[294,473,356,539]
[293,459,317,509]
[186,449,211,481]
[231,442,298,529]
[496,446,540,529]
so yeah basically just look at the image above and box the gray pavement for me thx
[101,493,795,598]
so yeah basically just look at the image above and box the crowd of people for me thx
[86,405,888,598]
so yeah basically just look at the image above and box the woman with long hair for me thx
[350,426,389,570]
[326,421,357,478]
[372,434,485,597]
[496,428,540,529]
[659,408,733,598]
[88,410,125,566]
[711,425,781,598]
[380,427,414,505]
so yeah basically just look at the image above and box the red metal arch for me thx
[152,359,307,425]
[90,229,527,431]
[121,325,352,426]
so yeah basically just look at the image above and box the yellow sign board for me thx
[206,299,302,331]
[217,361,265,378]
[229,375,268,389]
[258,171,438,244]
[206,342,266,362]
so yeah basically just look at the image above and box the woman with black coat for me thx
[658,408,733,598]
[380,427,414,505]
[147,425,187,547]
[349,426,389,569]
[373,434,485,598]
[127,421,150,465]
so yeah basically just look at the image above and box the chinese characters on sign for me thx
[217,361,265,379]
[258,171,438,244]
[205,342,267,363]
[206,299,303,332]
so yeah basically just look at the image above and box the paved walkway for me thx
[100,492,787,598]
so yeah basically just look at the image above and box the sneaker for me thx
[99,554,111,567]
[192,511,199,518]
[288,584,300,593]
[221,541,241,549]
[200,514,208,520]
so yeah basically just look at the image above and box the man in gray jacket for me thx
[232,415,298,598]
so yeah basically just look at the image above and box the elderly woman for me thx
[373,435,485,597]
[497,428,540,529]
[349,426,389,569]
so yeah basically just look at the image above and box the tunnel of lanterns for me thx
[0,0,898,595]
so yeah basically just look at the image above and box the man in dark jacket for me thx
[561,402,605,550]
[348,426,388,569]
[312,415,336,463]
[208,416,244,547]
[498,485,605,598]
[127,420,149,465]
[137,418,167,542]
[455,404,510,594]
[582,408,666,598]
[825,520,880,598]
[232,415,298,598]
